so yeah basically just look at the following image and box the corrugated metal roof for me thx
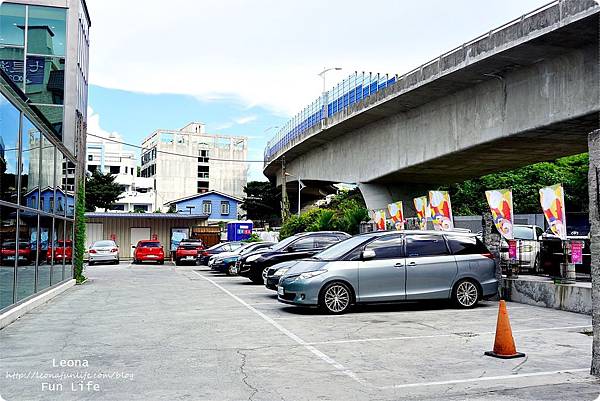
[84,212,208,220]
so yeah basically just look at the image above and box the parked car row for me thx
[207,230,499,314]
[499,222,591,274]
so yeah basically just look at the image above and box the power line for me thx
[86,133,266,163]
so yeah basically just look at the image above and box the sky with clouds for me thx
[85,0,549,180]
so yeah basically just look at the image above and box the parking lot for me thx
[0,261,598,400]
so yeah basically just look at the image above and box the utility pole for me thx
[281,157,290,223]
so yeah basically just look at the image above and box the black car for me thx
[237,231,350,283]
[198,242,244,265]
[265,260,299,290]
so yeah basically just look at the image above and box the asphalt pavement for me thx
[0,260,598,400]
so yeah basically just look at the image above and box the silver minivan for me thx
[277,230,498,314]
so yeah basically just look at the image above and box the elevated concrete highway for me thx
[264,1,599,212]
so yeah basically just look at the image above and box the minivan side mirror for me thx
[361,249,376,260]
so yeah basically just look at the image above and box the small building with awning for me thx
[84,213,214,259]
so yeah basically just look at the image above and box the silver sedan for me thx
[88,240,120,265]
[278,231,498,314]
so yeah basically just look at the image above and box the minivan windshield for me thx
[313,235,371,261]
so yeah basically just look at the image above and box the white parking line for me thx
[380,368,590,389]
[191,270,368,387]
[305,325,592,345]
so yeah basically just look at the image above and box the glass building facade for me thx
[0,57,75,312]
[0,3,67,140]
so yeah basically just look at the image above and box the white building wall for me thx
[141,123,248,211]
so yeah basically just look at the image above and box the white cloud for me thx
[86,0,548,116]
[234,116,257,125]
[86,106,125,144]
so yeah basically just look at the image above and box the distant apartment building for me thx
[140,122,248,211]
[86,133,156,212]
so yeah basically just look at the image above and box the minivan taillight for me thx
[482,253,495,259]
[89,249,97,254]
[111,248,118,252]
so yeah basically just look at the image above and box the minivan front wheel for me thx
[453,279,480,308]
[320,282,352,314]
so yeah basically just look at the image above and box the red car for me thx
[174,239,204,266]
[133,240,165,264]
[1,241,32,265]
[47,240,73,264]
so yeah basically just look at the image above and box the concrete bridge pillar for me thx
[358,182,431,217]
[588,129,600,376]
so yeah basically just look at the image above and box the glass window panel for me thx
[27,6,67,57]
[40,136,54,213]
[0,205,17,309]
[25,56,64,105]
[64,159,74,218]
[0,46,25,89]
[406,235,449,257]
[51,218,64,284]
[16,209,37,301]
[20,117,40,209]
[36,214,52,291]
[65,220,73,279]
[55,150,65,215]
[0,3,26,47]
[31,105,62,139]
[365,235,404,259]
[0,93,20,203]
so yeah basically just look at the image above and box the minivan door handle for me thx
[407,261,417,266]
[394,263,403,268]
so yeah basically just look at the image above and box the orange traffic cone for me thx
[484,300,525,359]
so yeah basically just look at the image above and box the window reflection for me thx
[0,3,26,47]
[65,220,73,279]
[36,214,52,291]
[40,136,54,213]
[0,47,25,90]
[31,105,63,139]
[25,56,64,105]
[20,117,40,209]
[0,205,17,309]
[16,208,37,301]
[51,218,65,284]
[0,93,19,203]
[27,6,67,57]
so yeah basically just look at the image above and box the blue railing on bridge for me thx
[264,72,396,162]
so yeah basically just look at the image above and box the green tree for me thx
[73,181,86,283]
[445,153,589,215]
[85,171,123,211]
[241,181,280,225]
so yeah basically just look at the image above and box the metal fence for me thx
[264,72,397,162]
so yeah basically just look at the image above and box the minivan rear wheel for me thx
[320,282,352,314]
[453,279,480,308]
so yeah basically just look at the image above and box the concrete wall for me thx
[503,277,591,315]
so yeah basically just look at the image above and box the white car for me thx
[500,225,544,272]
[88,240,119,265]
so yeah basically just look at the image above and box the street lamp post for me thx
[285,172,303,216]
[318,67,343,94]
